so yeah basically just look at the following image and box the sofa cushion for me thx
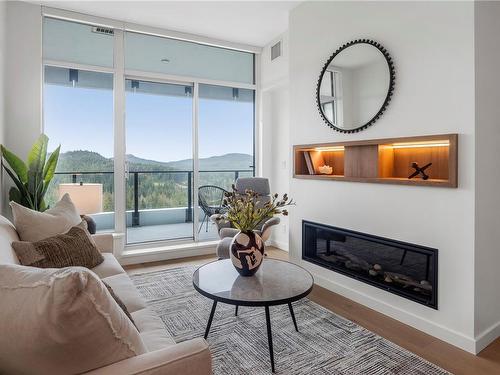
[132,308,176,351]
[0,264,147,375]
[10,193,82,242]
[0,215,20,264]
[12,221,104,269]
[103,280,136,328]
[102,273,147,313]
[92,253,126,278]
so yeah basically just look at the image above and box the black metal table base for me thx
[203,301,299,373]
[204,301,217,340]
[264,306,275,372]
[288,302,299,332]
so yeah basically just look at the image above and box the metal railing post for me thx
[132,172,140,226]
[72,174,77,184]
[235,171,239,181]
[186,171,193,222]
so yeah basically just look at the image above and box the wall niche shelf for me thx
[293,134,457,188]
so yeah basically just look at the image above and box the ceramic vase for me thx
[230,230,265,276]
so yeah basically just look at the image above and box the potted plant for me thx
[219,186,294,276]
[1,134,60,211]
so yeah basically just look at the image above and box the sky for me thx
[44,84,254,162]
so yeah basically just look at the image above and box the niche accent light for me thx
[314,146,345,152]
[391,141,449,149]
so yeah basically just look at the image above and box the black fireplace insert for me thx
[302,220,438,309]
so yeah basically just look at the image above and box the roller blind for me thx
[124,31,254,84]
[43,17,114,67]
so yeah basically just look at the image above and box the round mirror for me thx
[316,40,395,133]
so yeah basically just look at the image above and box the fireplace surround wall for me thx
[302,220,438,308]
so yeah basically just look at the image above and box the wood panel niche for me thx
[293,134,457,187]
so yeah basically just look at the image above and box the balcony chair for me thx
[210,177,280,259]
[198,185,228,233]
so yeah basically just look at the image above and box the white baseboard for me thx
[310,271,477,354]
[268,239,289,251]
[475,320,500,353]
[117,242,216,266]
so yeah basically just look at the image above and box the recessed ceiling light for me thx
[161,58,170,63]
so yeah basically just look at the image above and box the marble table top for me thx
[193,259,314,306]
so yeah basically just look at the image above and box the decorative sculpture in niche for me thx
[316,39,395,133]
[408,162,432,180]
[318,165,333,175]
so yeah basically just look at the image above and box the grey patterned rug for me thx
[131,266,450,375]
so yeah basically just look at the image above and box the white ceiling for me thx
[34,1,300,47]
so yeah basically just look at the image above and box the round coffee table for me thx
[193,259,314,373]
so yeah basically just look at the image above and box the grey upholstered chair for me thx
[210,177,280,259]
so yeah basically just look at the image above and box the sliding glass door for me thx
[124,80,255,244]
[197,84,255,240]
[125,79,194,244]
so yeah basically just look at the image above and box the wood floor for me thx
[125,248,500,375]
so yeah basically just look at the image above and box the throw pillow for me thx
[102,280,137,328]
[0,264,146,374]
[12,221,104,269]
[10,193,82,242]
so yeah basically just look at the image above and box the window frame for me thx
[41,9,260,256]
[320,69,343,127]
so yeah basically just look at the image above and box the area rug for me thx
[131,266,450,375]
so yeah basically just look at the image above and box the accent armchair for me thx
[210,177,280,259]
[198,185,228,233]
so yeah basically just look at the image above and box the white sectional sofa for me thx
[0,215,212,374]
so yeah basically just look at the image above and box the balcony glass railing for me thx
[47,170,253,236]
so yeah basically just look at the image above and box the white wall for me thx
[261,32,289,89]
[474,1,500,353]
[5,1,42,157]
[261,86,290,250]
[261,32,290,250]
[0,0,6,213]
[0,0,6,144]
[0,1,7,212]
[289,1,476,352]
[2,1,42,216]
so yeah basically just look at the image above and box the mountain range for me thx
[56,150,253,172]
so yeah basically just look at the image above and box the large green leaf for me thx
[3,166,28,198]
[35,181,45,211]
[43,145,60,184]
[4,166,34,209]
[27,169,44,211]
[1,145,28,183]
[25,135,51,211]
[38,136,48,173]
[39,198,48,212]
[27,134,48,176]
[8,187,24,206]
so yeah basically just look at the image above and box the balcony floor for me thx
[126,220,219,244]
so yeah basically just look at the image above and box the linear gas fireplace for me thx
[302,221,438,308]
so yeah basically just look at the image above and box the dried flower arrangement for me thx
[218,185,294,232]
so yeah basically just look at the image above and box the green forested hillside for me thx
[164,153,254,171]
[46,150,253,212]
[56,151,252,172]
